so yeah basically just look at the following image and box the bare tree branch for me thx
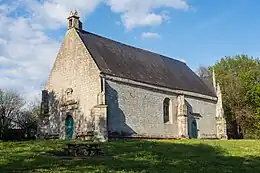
[0,89,25,139]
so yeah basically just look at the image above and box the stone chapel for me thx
[39,11,227,141]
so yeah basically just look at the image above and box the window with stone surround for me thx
[163,98,170,123]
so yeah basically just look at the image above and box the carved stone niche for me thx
[65,88,73,101]
[60,88,79,110]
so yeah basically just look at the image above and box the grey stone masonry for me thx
[104,74,220,139]
[177,95,188,138]
[91,105,108,142]
[213,68,227,139]
[185,96,217,138]
[215,83,228,139]
[40,26,103,139]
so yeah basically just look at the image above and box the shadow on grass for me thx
[0,139,260,173]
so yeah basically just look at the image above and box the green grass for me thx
[1,139,260,173]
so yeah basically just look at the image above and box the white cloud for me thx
[122,13,163,29]
[0,0,188,101]
[0,56,15,67]
[23,0,102,30]
[0,0,101,101]
[106,0,188,29]
[141,32,160,39]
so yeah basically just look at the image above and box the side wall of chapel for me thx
[106,79,217,139]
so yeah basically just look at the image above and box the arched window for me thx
[163,98,170,123]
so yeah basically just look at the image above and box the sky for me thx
[0,0,260,101]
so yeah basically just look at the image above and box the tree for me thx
[197,66,211,78]
[16,97,41,138]
[0,89,25,139]
[209,55,260,139]
[17,110,38,138]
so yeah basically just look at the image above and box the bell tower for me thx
[67,10,82,30]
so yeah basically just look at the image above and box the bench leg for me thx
[69,149,77,157]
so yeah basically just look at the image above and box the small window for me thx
[163,98,170,123]
[101,77,104,92]
[69,19,73,27]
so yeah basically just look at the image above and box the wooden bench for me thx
[63,142,102,157]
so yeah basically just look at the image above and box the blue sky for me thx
[0,0,260,100]
[54,0,260,71]
[83,0,260,70]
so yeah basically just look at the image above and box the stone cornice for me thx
[100,73,218,102]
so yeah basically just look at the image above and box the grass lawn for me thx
[1,139,260,173]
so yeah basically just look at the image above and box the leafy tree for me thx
[209,55,260,139]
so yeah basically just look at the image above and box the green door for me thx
[65,116,74,139]
[191,120,198,138]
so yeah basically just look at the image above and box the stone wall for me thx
[105,77,218,139]
[105,80,179,138]
[185,97,217,138]
[91,105,108,142]
[42,28,102,139]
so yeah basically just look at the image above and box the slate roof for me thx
[77,29,217,97]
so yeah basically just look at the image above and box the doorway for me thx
[65,115,74,139]
[190,120,198,138]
